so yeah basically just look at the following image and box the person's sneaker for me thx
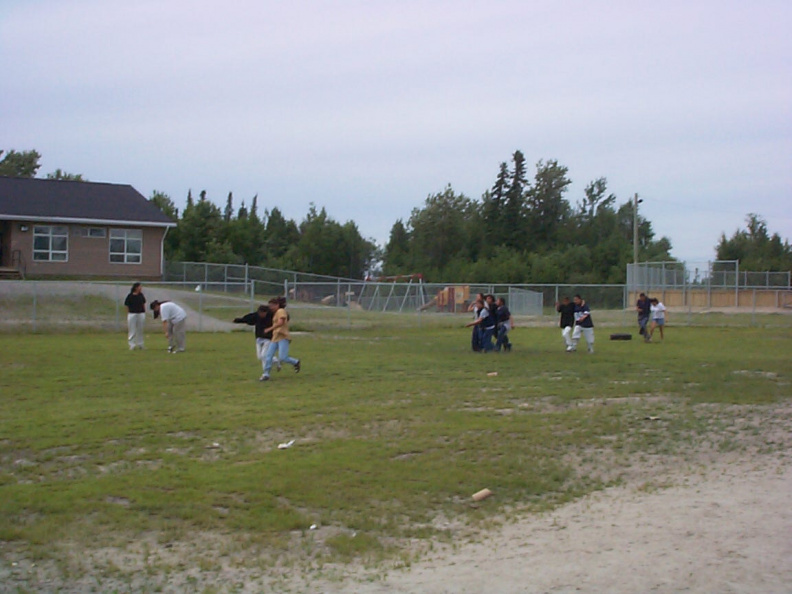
[587,347,594,354]
[259,374,270,382]
[276,363,282,372]
[167,346,173,353]
[294,360,301,373]
[566,346,575,352]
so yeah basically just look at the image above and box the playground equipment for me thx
[358,274,430,313]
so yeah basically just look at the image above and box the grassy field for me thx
[1,317,791,590]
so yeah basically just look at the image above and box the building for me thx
[0,176,175,279]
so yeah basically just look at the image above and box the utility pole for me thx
[632,193,642,265]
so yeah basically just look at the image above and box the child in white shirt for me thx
[648,298,667,341]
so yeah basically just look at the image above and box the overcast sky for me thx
[2,0,790,262]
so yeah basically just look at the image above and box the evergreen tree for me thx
[264,207,300,261]
[481,161,510,248]
[383,219,411,275]
[179,191,223,262]
[716,214,792,271]
[224,192,234,223]
[526,159,571,248]
[503,151,529,249]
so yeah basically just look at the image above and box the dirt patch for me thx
[2,403,791,593]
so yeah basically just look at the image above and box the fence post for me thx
[115,283,120,331]
[735,260,739,307]
[32,281,37,333]
[204,263,208,291]
[284,279,288,299]
[347,284,352,330]
[198,286,204,333]
[245,263,249,289]
[707,261,712,308]
[249,280,255,310]
[623,285,628,320]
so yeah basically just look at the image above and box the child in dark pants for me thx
[495,297,513,352]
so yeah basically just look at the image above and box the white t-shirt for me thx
[159,302,186,324]
[650,302,666,320]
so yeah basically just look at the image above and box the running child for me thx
[233,304,281,380]
[261,298,301,381]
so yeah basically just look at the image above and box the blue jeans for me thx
[495,326,510,351]
[480,326,495,352]
[264,340,298,375]
[638,315,649,335]
[471,326,481,351]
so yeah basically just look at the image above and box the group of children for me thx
[126,282,665,376]
[124,281,302,382]
[555,295,595,353]
[636,292,667,342]
[123,282,189,353]
[233,297,301,381]
[552,292,667,354]
[466,293,514,352]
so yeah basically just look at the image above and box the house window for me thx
[109,229,142,264]
[33,226,69,261]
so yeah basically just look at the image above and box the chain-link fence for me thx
[164,261,357,286]
[2,260,790,333]
[281,280,626,313]
[0,280,252,333]
[627,260,792,309]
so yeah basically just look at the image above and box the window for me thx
[109,229,142,264]
[73,226,107,238]
[33,226,69,261]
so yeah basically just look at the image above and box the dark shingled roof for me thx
[0,176,175,226]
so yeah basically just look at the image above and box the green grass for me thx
[1,320,790,581]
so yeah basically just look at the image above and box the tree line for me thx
[150,190,376,279]
[716,213,792,272]
[3,148,789,281]
[384,151,673,283]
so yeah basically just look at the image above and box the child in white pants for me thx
[569,295,595,353]
[571,325,595,353]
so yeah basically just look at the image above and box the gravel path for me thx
[342,460,792,594]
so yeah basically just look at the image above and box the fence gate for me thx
[507,287,543,316]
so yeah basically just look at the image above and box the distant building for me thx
[0,176,175,279]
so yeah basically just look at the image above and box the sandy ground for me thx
[3,455,789,593]
[334,459,792,594]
